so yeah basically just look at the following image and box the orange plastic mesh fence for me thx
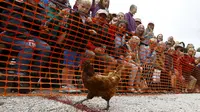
[0,1,199,96]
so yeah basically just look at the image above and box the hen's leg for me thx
[74,98,88,105]
[75,92,93,105]
[103,100,110,110]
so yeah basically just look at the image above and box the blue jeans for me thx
[1,36,51,73]
[63,50,81,68]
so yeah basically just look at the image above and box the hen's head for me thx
[81,60,95,77]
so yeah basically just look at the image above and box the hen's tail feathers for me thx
[112,63,124,75]
[108,63,124,81]
[82,60,95,76]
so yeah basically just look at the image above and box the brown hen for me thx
[75,60,124,110]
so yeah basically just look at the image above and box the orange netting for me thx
[0,0,199,97]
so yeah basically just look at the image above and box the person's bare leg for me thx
[127,64,138,93]
[60,66,81,93]
[61,66,73,86]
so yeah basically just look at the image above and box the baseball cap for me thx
[135,18,142,23]
[96,9,109,16]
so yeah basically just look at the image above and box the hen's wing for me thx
[82,61,124,91]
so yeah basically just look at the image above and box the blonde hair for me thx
[118,12,124,16]
[79,0,92,6]
[188,48,195,54]
[129,36,140,44]
[188,48,195,52]
[149,38,157,44]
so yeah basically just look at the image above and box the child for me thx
[179,48,197,92]
[165,47,177,92]
[57,0,93,93]
[118,36,142,93]
[114,20,128,57]
[154,41,166,92]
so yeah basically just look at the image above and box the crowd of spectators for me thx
[0,0,200,94]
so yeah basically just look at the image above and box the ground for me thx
[0,94,200,112]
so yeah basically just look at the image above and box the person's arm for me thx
[140,47,149,64]
[56,12,75,44]
[42,8,69,32]
[86,41,96,51]
[135,50,141,64]
[91,5,99,17]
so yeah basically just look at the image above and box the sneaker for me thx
[128,88,137,93]
[59,84,81,93]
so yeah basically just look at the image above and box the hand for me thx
[40,25,49,32]
[139,66,143,72]
[27,40,36,48]
[57,32,67,45]
[88,29,97,35]
[94,47,105,54]
[86,17,93,23]
[147,32,153,36]
[119,55,124,60]
[14,0,24,3]
[131,31,135,34]
[129,52,136,58]
[140,36,145,41]
[189,63,195,67]
[162,68,166,72]
[59,8,70,16]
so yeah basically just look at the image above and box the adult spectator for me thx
[165,36,175,50]
[117,12,125,21]
[91,0,109,17]
[125,4,137,34]
[140,37,157,66]
[135,18,142,27]
[1,0,51,75]
[142,22,155,46]
[109,13,118,25]
[135,24,145,41]
[157,34,163,42]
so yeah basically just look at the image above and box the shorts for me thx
[63,50,82,67]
